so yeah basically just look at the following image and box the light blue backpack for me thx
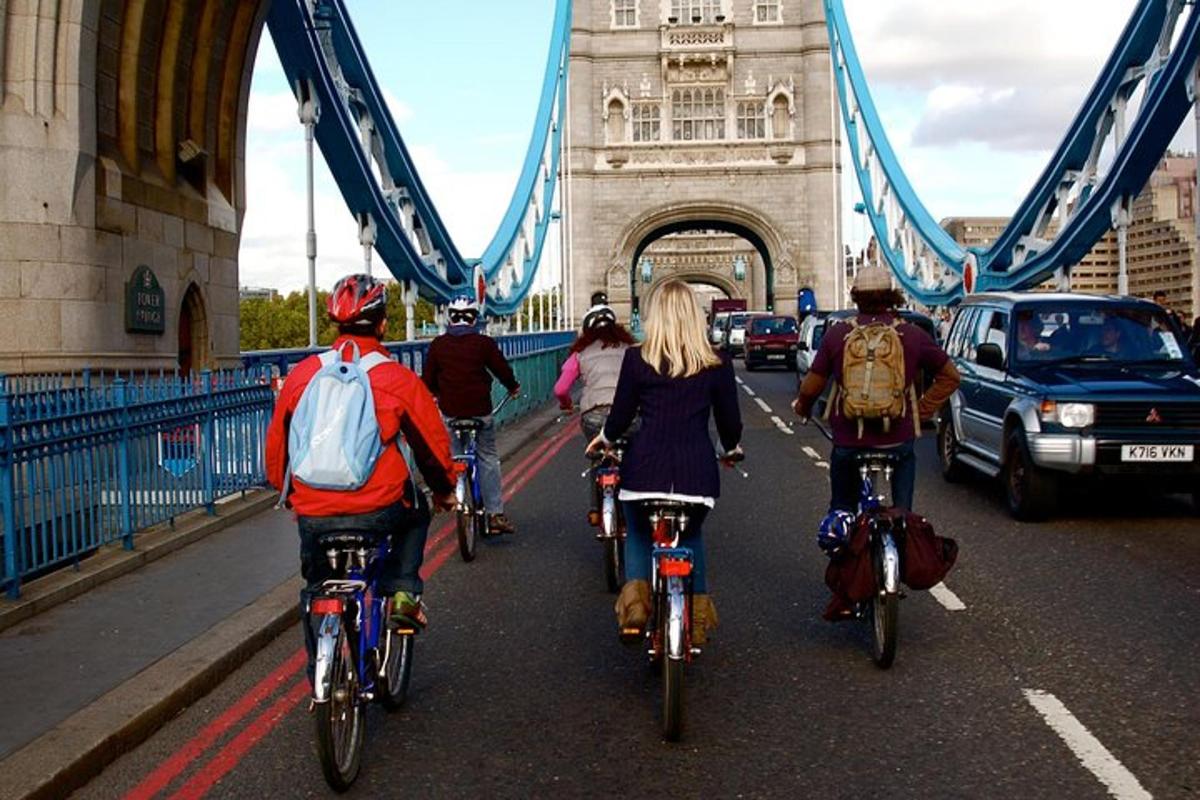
[282,342,392,496]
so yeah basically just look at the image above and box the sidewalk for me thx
[0,402,563,800]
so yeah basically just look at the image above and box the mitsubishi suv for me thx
[937,293,1200,520]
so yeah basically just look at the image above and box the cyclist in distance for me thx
[422,294,521,535]
[587,279,743,645]
[555,304,638,520]
[267,274,457,680]
[792,266,960,535]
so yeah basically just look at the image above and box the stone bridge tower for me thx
[566,0,840,321]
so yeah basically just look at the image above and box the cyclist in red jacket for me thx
[267,275,457,652]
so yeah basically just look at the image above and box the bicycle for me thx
[584,439,627,593]
[308,530,417,791]
[812,420,903,669]
[633,449,744,742]
[449,394,516,562]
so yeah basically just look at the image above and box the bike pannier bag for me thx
[899,512,958,590]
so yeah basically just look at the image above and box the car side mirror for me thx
[977,342,1004,370]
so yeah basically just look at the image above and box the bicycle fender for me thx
[602,494,616,537]
[312,614,340,704]
[881,532,900,594]
[666,580,687,661]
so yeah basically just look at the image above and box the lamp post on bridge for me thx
[297,80,321,349]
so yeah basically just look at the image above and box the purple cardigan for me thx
[602,347,743,499]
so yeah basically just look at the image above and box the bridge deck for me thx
[8,363,1200,798]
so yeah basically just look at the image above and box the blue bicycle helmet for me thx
[817,511,856,557]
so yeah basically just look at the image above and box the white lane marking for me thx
[769,416,794,435]
[1022,690,1152,800]
[802,446,822,460]
[754,398,772,414]
[741,385,757,398]
[735,377,744,385]
[815,461,830,470]
[929,582,966,612]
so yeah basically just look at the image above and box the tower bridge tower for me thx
[567,0,841,321]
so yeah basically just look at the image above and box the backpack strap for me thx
[359,351,392,372]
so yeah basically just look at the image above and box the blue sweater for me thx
[602,347,743,499]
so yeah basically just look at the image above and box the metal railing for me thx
[0,370,274,598]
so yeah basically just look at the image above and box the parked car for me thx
[796,312,831,374]
[721,312,767,357]
[937,292,1200,520]
[745,315,800,371]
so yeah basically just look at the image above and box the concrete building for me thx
[0,2,269,374]
[941,156,1200,318]
[567,0,841,322]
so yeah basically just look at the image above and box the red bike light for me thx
[311,597,344,616]
[659,558,692,577]
[599,474,619,487]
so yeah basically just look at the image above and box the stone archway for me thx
[607,201,795,320]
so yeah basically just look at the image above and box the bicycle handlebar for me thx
[491,392,521,417]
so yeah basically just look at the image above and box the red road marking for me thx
[131,421,581,799]
[122,650,308,800]
[163,681,310,800]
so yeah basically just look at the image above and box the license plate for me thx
[767,354,785,360]
[1120,444,1194,462]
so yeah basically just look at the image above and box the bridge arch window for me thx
[633,103,661,142]
[672,87,725,141]
[612,0,638,28]
[669,0,722,25]
[737,101,766,140]
[754,1,782,23]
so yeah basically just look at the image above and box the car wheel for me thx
[1003,429,1055,521]
[936,412,968,483]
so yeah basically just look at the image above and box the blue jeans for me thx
[621,502,710,593]
[448,415,504,513]
[829,441,916,513]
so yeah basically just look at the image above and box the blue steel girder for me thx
[825,0,1200,305]
[265,0,572,315]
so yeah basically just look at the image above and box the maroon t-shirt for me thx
[810,314,948,447]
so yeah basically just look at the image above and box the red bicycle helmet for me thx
[328,274,388,329]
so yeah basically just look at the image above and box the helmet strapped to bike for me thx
[328,274,388,331]
[817,510,856,557]
[447,294,480,326]
[582,304,617,331]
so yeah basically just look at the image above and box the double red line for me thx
[123,422,581,800]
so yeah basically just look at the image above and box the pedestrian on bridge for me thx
[267,274,458,680]
[423,295,521,535]
[588,279,744,646]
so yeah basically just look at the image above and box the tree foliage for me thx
[240,281,439,351]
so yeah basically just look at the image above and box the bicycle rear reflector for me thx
[659,558,693,577]
[599,473,619,487]
[311,597,344,615]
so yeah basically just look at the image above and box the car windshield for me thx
[751,317,797,335]
[1012,305,1189,366]
[730,314,749,328]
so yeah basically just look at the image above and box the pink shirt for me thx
[554,352,580,407]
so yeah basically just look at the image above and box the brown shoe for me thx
[615,580,651,641]
[691,594,718,646]
[488,513,516,535]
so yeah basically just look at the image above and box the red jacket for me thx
[266,335,456,517]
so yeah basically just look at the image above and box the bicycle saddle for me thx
[449,418,485,431]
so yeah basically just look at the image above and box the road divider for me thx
[1022,689,1152,800]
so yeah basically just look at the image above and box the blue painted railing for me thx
[0,370,274,598]
[242,331,576,426]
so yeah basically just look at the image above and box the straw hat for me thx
[852,265,893,293]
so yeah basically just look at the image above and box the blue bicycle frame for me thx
[453,430,484,512]
[310,539,392,704]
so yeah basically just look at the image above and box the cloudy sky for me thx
[239,1,1194,293]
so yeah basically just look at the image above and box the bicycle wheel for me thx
[603,538,624,594]
[456,494,478,562]
[314,621,365,792]
[870,539,899,669]
[378,628,414,711]
[662,653,684,742]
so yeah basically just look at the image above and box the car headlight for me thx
[789,344,799,351]
[1040,400,1094,429]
